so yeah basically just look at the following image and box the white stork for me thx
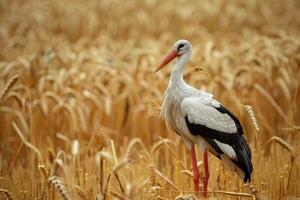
[155,39,253,197]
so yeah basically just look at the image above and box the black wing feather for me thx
[184,104,253,182]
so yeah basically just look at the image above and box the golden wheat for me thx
[0,75,19,102]
[175,194,197,200]
[0,188,14,200]
[48,176,71,200]
[74,185,87,200]
[0,0,299,199]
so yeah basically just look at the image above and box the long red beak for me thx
[155,49,178,72]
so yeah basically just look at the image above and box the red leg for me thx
[190,144,199,192]
[203,149,210,197]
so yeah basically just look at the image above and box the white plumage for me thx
[182,97,237,133]
[214,140,237,159]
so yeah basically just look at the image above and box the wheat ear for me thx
[175,194,197,200]
[48,176,71,200]
[0,188,14,200]
[243,105,260,132]
[265,136,295,157]
[12,122,42,161]
[74,185,87,200]
[0,75,19,102]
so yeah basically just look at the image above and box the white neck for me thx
[169,51,191,86]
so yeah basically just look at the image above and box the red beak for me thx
[155,49,178,72]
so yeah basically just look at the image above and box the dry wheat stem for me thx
[51,151,65,176]
[154,137,186,169]
[265,136,295,157]
[1,107,30,134]
[71,140,80,156]
[12,122,42,161]
[38,165,50,180]
[74,185,86,200]
[8,142,23,175]
[111,158,129,194]
[175,194,198,200]
[151,138,175,154]
[96,193,104,200]
[125,138,151,161]
[213,190,254,198]
[0,188,14,200]
[243,105,260,132]
[96,150,113,164]
[280,125,300,131]
[0,75,19,102]
[254,84,289,123]
[48,176,70,200]
[154,168,179,191]
[112,158,129,173]
[110,191,129,200]
[286,154,299,194]
[180,170,193,178]
[103,173,111,200]
[113,172,125,194]
[110,140,118,164]
[193,65,214,83]
[149,165,156,186]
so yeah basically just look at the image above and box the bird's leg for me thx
[190,144,199,192]
[202,149,210,197]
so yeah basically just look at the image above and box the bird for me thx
[155,39,253,197]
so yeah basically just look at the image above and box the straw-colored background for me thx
[0,0,299,199]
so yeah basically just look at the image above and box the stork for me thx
[155,39,253,197]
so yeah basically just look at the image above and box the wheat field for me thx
[0,0,300,199]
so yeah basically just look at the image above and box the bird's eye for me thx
[178,44,185,50]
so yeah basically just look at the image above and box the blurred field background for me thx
[0,0,300,199]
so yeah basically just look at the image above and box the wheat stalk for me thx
[112,158,129,173]
[48,148,55,163]
[213,190,254,198]
[1,107,30,134]
[96,193,104,200]
[74,185,87,200]
[110,140,118,164]
[149,165,156,186]
[254,83,289,123]
[243,105,260,132]
[38,164,50,180]
[3,92,24,107]
[48,176,70,200]
[96,150,113,165]
[103,157,128,199]
[71,140,80,156]
[12,122,42,161]
[147,186,160,200]
[175,194,197,200]
[51,151,65,176]
[0,75,19,102]
[110,190,129,200]
[154,168,179,191]
[125,138,151,161]
[8,142,23,175]
[151,138,175,154]
[0,188,14,200]
[265,136,295,157]
[151,137,186,169]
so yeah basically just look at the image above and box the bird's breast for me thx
[161,88,192,139]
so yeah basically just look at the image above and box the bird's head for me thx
[155,39,192,72]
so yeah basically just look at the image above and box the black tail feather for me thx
[231,136,253,182]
